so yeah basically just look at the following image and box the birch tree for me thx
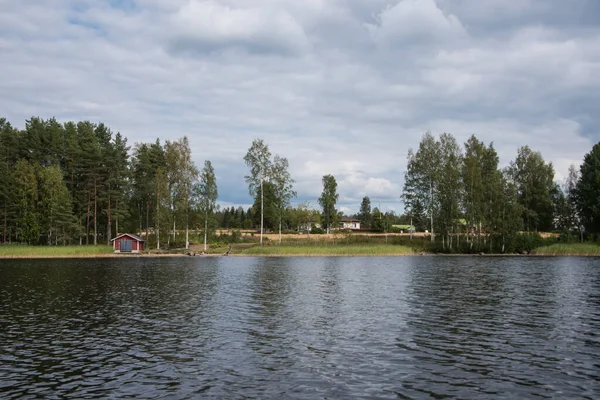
[197,160,218,251]
[403,132,441,242]
[176,137,198,249]
[271,155,296,244]
[437,133,463,249]
[244,139,272,246]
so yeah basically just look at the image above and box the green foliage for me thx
[12,159,39,244]
[359,196,372,228]
[574,143,600,235]
[318,174,338,233]
[508,146,555,232]
[196,160,218,250]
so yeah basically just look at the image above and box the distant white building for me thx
[339,217,361,230]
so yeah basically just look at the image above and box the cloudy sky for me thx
[1,0,599,214]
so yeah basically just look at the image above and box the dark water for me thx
[1,257,600,399]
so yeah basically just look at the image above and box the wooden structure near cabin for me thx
[111,233,144,253]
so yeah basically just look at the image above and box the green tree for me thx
[77,121,102,245]
[109,132,130,240]
[252,181,278,230]
[318,174,339,233]
[437,133,463,249]
[508,146,555,232]
[154,167,169,249]
[176,137,199,249]
[358,196,372,229]
[565,164,583,241]
[244,139,272,246]
[39,165,77,245]
[403,132,441,242]
[12,159,39,244]
[462,135,487,240]
[574,143,600,236]
[270,155,296,244]
[197,160,218,251]
[499,170,524,252]
[164,139,182,245]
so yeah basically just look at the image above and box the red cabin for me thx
[111,233,144,253]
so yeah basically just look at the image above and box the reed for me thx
[532,243,600,256]
[0,245,114,257]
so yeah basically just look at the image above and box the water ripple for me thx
[1,256,600,398]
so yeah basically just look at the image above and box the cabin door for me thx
[121,240,132,252]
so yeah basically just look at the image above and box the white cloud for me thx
[168,0,310,55]
[366,0,467,47]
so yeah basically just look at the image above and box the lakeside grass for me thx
[0,245,114,258]
[532,243,600,256]
[239,244,415,256]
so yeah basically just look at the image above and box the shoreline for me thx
[3,253,593,259]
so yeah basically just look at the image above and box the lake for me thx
[1,256,600,399]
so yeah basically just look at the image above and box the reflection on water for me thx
[1,256,600,398]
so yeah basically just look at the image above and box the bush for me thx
[217,230,243,244]
[310,226,325,234]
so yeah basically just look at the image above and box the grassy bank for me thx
[239,244,415,256]
[532,243,600,256]
[0,245,115,258]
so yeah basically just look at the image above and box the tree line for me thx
[0,117,217,248]
[401,132,598,252]
[3,117,600,250]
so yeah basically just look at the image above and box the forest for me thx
[2,117,600,252]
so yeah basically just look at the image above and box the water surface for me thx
[1,256,600,399]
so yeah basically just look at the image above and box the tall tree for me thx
[164,140,182,245]
[462,135,486,239]
[574,143,600,236]
[499,170,524,252]
[270,155,296,244]
[244,139,272,246]
[565,164,583,241]
[110,132,130,239]
[154,167,169,250]
[358,196,372,229]
[318,174,339,234]
[77,121,102,245]
[175,137,198,249]
[39,165,76,245]
[437,133,463,249]
[197,160,218,251]
[508,146,555,232]
[11,159,39,244]
[403,132,441,242]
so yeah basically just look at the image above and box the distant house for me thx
[340,217,361,230]
[111,233,144,253]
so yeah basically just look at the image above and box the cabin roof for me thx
[111,233,144,242]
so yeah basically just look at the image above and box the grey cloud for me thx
[366,0,467,47]
[0,0,599,214]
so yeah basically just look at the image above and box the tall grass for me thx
[0,245,114,257]
[532,243,600,256]
[240,244,415,256]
